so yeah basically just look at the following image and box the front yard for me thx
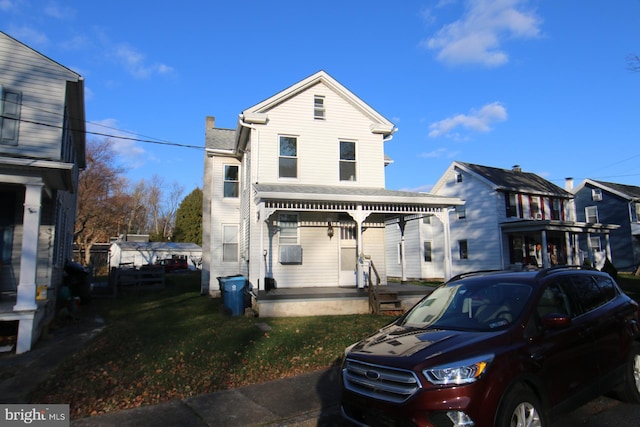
[30,273,398,419]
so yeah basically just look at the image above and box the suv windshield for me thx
[402,281,532,331]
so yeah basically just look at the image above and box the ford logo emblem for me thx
[365,370,381,380]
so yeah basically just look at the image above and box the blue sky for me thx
[3,0,640,194]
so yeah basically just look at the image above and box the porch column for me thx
[604,233,612,262]
[435,208,453,281]
[586,232,594,265]
[14,182,43,312]
[564,232,571,265]
[14,182,43,354]
[398,216,407,284]
[348,205,371,289]
[540,230,549,268]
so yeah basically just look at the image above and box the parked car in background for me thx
[155,257,189,273]
[341,267,640,427]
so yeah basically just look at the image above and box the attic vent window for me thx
[592,188,602,201]
[314,95,325,120]
[455,172,463,183]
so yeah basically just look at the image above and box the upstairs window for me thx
[339,140,356,181]
[530,196,542,219]
[591,188,603,201]
[455,171,463,183]
[456,205,466,220]
[585,206,599,223]
[0,87,21,145]
[506,193,520,218]
[279,136,298,178]
[550,198,563,220]
[423,241,432,262]
[314,95,325,120]
[223,165,239,197]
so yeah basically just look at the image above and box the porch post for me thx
[586,232,594,266]
[439,209,453,281]
[604,232,612,262]
[14,182,43,354]
[14,182,43,312]
[398,215,407,284]
[540,230,549,268]
[564,231,571,265]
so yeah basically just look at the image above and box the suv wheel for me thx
[496,384,545,427]
[617,344,640,404]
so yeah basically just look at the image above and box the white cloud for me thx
[87,119,147,169]
[422,0,542,67]
[0,0,14,11]
[112,43,174,79]
[6,25,49,47]
[429,101,507,138]
[44,2,75,19]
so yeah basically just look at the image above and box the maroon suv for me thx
[341,267,640,427]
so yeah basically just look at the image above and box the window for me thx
[314,95,325,119]
[530,196,542,219]
[592,188,602,201]
[455,171,463,183]
[459,240,468,260]
[550,198,563,220]
[634,203,640,223]
[340,141,356,181]
[222,225,238,262]
[506,193,520,218]
[589,235,602,252]
[279,136,298,178]
[424,241,432,262]
[423,215,431,224]
[585,206,598,223]
[456,205,466,220]
[223,165,239,197]
[279,213,298,244]
[0,87,21,145]
[568,275,606,313]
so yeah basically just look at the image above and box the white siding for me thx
[253,83,386,188]
[433,167,504,276]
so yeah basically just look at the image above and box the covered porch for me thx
[501,219,620,269]
[255,281,433,317]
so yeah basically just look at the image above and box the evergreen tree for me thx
[172,187,203,245]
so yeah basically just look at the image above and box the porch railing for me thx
[365,257,402,314]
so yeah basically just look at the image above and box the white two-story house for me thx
[386,162,619,280]
[0,32,85,353]
[202,71,462,316]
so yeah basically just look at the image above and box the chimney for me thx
[565,177,574,191]
[206,116,215,129]
[512,165,522,172]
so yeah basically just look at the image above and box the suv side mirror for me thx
[541,313,572,330]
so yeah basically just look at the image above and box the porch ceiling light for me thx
[327,221,334,239]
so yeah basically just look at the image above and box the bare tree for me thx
[74,139,128,265]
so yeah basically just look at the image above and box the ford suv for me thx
[341,267,640,427]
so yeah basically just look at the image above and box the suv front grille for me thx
[343,358,421,403]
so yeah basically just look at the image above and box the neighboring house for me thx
[572,179,640,272]
[0,32,85,353]
[109,240,202,269]
[202,71,462,315]
[387,162,618,280]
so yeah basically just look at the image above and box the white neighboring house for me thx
[109,241,202,269]
[202,71,463,315]
[0,32,85,353]
[387,161,619,280]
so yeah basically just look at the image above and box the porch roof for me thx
[500,219,620,234]
[254,183,463,207]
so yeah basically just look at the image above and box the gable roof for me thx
[577,179,640,201]
[240,70,396,137]
[205,127,236,151]
[453,162,572,197]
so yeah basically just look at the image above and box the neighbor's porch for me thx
[254,282,433,317]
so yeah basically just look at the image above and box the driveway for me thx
[550,395,640,426]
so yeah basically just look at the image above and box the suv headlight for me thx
[424,354,494,385]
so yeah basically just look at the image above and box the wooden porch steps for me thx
[372,290,402,313]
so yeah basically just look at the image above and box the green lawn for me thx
[30,273,397,419]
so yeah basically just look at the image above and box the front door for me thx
[339,226,357,287]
